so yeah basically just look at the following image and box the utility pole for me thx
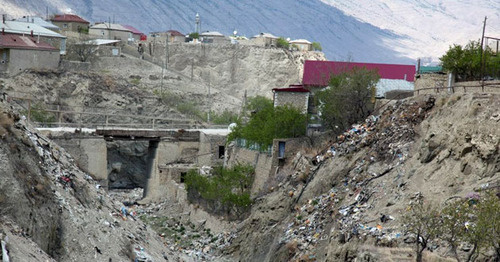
[480,16,487,91]
[207,72,211,123]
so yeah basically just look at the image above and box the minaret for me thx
[195,13,200,33]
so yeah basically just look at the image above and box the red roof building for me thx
[303,60,416,87]
[51,14,89,24]
[0,34,57,51]
[51,14,89,33]
[167,30,184,37]
[0,33,60,75]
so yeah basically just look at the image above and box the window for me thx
[63,23,68,28]
[180,172,187,183]
[218,145,225,159]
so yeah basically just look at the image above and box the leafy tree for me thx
[229,97,307,148]
[441,199,470,261]
[403,201,443,262]
[276,37,290,49]
[245,95,274,114]
[67,36,98,62]
[189,32,199,39]
[184,164,254,216]
[312,42,322,51]
[316,67,378,132]
[440,40,500,81]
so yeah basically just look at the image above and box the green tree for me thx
[184,164,254,216]
[276,37,290,49]
[403,201,443,262]
[189,32,199,39]
[312,42,322,51]
[316,67,378,132]
[245,95,274,114]
[229,100,307,148]
[440,40,500,81]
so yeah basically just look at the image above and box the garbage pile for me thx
[280,98,436,260]
[313,97,435,165]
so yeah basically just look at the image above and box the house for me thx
[122,25,146,41]
[303,60,416,98]
[0,33,60,75]
[13,16,60,32]
[83,39,121,57]
[50,14,89,33]
[1,18,67,54]
[251,32,279,47]
[289,39,312,51]
[149,30,185,43]
[89,23,132,41]
[200,31,228,44]
[272,85,310,114]
[166,30,186,43]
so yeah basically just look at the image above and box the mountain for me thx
[0,0,412,64]
[321,0,500,65]
[1,0,498,64]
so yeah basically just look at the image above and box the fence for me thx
[235,138,272,155]
[414,80,500,96]
[2,92,229,130]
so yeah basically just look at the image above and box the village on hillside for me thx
[0,7,500,262]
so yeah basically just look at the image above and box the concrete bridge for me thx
[39,127,229,201]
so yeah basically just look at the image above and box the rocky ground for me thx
[217,93,499,261]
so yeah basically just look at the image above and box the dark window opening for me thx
[218,145,225,159]
[278,141,286,159]
[180,172,187,183]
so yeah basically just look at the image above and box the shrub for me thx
[229,96,307,148]
[276,37,290,49]
[316,67,378,132]
[184,164,254,217]
[312,42,322,51]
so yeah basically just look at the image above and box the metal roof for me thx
[290,39,311,44]
[252,32,279,39]
[200,31,224,37]
[0,34,58,51]
[83,39,121,46]
[13,16,60,30]
[0,21,65,38]
[90,23,131,32]
[51,14,89,24]
[376,79,414,98]
[303,60,416,87]
[122,25,143,35]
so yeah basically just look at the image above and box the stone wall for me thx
[6,49,59,75]
[59,60,91,71]
[49,135,108,182]
[226,146,274,197]
[273,92,309,113]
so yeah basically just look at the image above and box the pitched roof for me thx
[122,25,143,35]
[167,30,184,36]
[51,14,89,24]
[376,79,414,98]
[290,39,311,44]
[201,31,224,37]
[0,34,58,51]
[13,16,60,30]
[90,23,131,32]
[273,85,310,93]
[303,60,416,86]
[252,32,279,39]
[0,21,65,38]
[82,39,121,46]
